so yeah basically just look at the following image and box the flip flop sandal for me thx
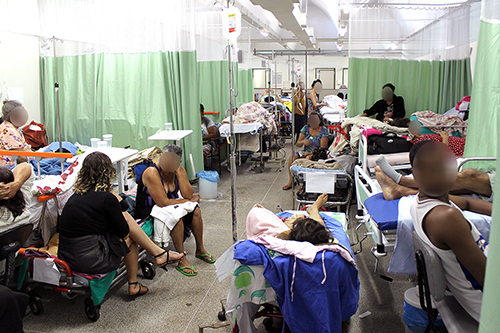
[196,254,216,264]
[176,266,198,276]
[128,282,149,301]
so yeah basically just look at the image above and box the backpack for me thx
[22,121,48,149]
[133,159,156,181]
[367,132,413,155]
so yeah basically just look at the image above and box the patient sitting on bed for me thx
[0,163,34,234]
[409,141,490,321]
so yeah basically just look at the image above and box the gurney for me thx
[222,211,358,333]
[291,163,354,215]
[354,165,492,274]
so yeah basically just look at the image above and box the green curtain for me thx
[40,51,203,179]
[346,58,472,118]
[463,20,500,172]
[197,61,254,123]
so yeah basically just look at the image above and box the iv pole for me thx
[50,36,63,154]
[227,1,238,243]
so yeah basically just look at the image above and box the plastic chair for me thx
[0,223,32,286]
[412,231,479,333]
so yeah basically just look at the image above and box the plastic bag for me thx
[197,170,220,183]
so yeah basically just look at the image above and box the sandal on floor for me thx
[196,253,216,264]
[128,282,149,301]
[176,265,198,276]
[282,184,292,191]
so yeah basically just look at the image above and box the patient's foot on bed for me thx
[376,155,402,184]
[307,193,328,215]
[375,166,417,200]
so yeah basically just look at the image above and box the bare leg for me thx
[306,193,328,226]
[375,166,418,200]
[124,212,183,265]
[283,153,298,190]
[191,207,212,259]
[123,238,147,295]
[450,168,493,197]
[171,219,197,275]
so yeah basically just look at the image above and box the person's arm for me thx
[439,131,449,146]
[104,194,130,239]
[393,96,406,119]
[362,100,382,117]
[0,162,32,200]
[450,195,492,216]
[424,206,486,286]
[176,166,198,202]
[320,136,329,148]
[296,132,307,148]
[203,126,218,140]
[309,92,326,108]
[142,167,190,207]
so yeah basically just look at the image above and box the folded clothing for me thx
[30,158,72,176]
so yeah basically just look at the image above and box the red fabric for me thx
[413,134,465,157]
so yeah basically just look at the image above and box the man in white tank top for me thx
[409,141,492,322]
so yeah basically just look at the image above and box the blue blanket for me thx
[30,158,71,176]
[234,213,359,333]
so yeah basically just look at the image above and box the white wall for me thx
[0,31,41,123]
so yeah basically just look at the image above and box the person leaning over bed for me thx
[0,100,31,167]
[409,141,491,322]
[58,152,184,299]
[282,112,329,190]
[135,144,215,277]
[361,83,406,122]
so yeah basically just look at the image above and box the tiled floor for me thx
[22,144,414,333]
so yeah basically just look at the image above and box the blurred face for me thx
[159,152,181,173]
[409,121,422,136]
[313,82,323,94]
[413,144,457,197]
[382,87,394,102]
[10,106,29,128]
[308,114,321,129]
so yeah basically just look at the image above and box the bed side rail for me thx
[458,157,496,172]
[0,150,73,176]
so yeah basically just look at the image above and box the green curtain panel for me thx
[346,58,472,118]
[40,51,203,179]
[463,20,500,172]
[197,61,254,123]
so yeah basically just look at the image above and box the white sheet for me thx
[219,123,263,137]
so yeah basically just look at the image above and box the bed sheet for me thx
[219,122,263,137]
[366,152,410,169]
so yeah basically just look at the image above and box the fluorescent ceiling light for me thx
[259,29,269,37]
[389,42,398,50]
[336,42,344,51]
[445,44,456,50]
[309,36,317,44]
[338,25,348,37]
[292,4,308,28]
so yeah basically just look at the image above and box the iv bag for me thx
[223,7,241,44]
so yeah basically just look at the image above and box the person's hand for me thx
[190,193,200,203]
[439,131,449,139]
[0,183,12,200]
[360,113,368,117]
[384,111,393,119]
[303,139,311,147]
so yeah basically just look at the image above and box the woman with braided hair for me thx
[58,152,184,299]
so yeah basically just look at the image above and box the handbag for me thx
[367,132,413,155]
[21,121,48,149]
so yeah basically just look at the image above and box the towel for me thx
[246,206,290,240]
[254,234,355,266]
[150,202,198,244]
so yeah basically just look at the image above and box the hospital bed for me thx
[222,211,357,333]
[291,164,354,216]
[354,160,494,275]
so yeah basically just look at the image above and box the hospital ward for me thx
[1,1,500,333]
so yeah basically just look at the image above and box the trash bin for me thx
[403,287,445,333]
[197,170,220,199]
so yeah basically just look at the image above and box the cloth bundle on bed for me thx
[411,111,467,137]
[223,102,277,135]
[320,95,345,114]
[329,116,409,156]
[365,193,491,275]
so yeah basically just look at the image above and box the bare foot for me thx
[178,256,197,275]
[307,193,328,215]
[282,184,292,190]
[375,166,417,200]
